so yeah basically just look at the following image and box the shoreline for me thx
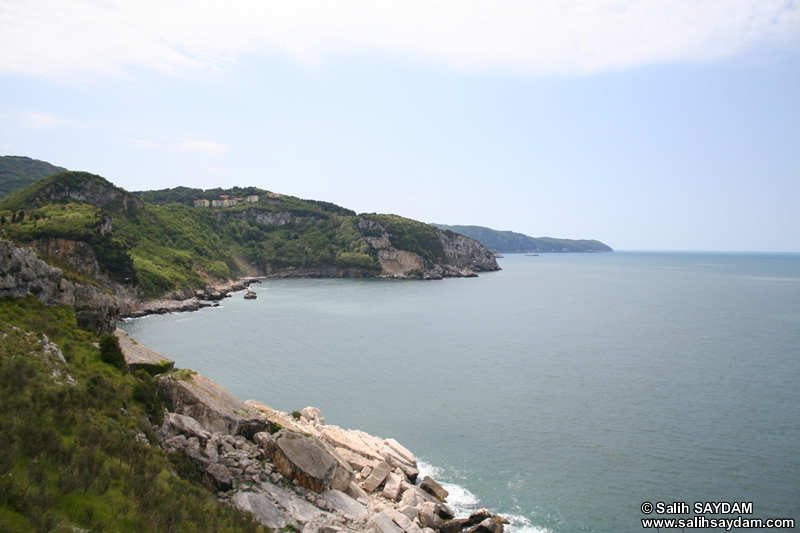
[120,276,265,318]
[116,327,509,532]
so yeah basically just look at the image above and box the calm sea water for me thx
[119,252,800,532]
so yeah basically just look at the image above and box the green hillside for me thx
[0,156,67,200]
[433,224,613,253]
[1,170,492,297]
[0,297,264,532]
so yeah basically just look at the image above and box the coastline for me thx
[117,328,510,532]
[120,276,265,318]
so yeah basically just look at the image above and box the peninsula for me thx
[0,158,508,531]
[432,224,613,253]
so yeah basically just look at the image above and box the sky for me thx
[1,1,799,252]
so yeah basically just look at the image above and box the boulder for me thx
[261,430,354,493]
[159,412,211,444]
[420,476,449,502]
[381,472,403,501]
[336,446,379,472]
[443,518,470,533]
[321,427,384,462]
[464,510,492,527]
[157,372,267,439]
[204,463,234,492]
[366,511,404,533]
[231,491,294,530]
[465,516,505,533]
[259,482,332,523]
[345,480,369,503]
[301,406,325,425]
[419,503,445,530]
[400,482,440,506]
[382,443,419,483]
[363,461,392,493]
[318,489,368,520]
[247,399,321,436]
[386,508,423,533]
[384,438,416,465]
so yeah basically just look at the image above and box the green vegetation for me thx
[1,172,388,296]
[432,224,614,253]
[99,334,125,370]
[0,156,67,201]
[0,202,138,285]
[2,165,502,299]
[0,297,264,532]
[362,214,448,265]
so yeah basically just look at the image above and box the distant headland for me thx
[432,224,613,253]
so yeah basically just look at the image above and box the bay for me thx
[119,251,800,532]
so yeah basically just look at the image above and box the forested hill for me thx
[0,155,67,200]
[433,224,613,253]
[0,170,499,298]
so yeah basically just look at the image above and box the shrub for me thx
[132,370,165,425]
[99,334,126,370]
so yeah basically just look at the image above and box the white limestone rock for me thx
[363,461,392,493]
[231,491,295,530]
[318,489,368,521]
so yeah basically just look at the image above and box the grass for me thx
[0,297,266,532]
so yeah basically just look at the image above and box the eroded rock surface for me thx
[157,372,267,438]
[151,366,509,532]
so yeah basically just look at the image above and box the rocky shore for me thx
[4,237,509,530]
[146,357,508,532]
[119,277,265,318]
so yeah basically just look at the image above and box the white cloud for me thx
[1,0,798,81]
[3,111,67,130]
[17,111,64,130]
[124,138,227,155]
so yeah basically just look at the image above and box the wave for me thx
[416,461,552,533]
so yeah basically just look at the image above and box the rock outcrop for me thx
[119,277,264,318]
[358,218,500,280]
[114,327,174,373]
[153,364,509,533]
[157,372,268,439]
[24,171,144,211]
[0,239,119,333]
[257,429,354,493]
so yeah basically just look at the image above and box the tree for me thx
[17,210,24,223]
[11,212,16,224]
[99,334,126,370]
[0,215,5,225]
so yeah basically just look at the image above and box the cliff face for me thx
[0,239,119,333]
[433,223,613,253]
[30,172,144,211]
[154,366,508,532]
[359,218,500,279]
[436,229,500,275]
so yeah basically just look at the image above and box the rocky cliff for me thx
[433,224,613,253]
[359,218,499,280]
[155,365,509,533]
[1,238,509,531]
[0,239,119,333]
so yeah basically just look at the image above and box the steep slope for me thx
[0,296,264,532]
[1,171,499,300]
[433,224,613,253]
[0,156,67,200]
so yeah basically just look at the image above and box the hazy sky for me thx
[2,1,799,252]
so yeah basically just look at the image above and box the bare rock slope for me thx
[156,368,508,532]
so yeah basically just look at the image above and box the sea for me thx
[118,251,800,532]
